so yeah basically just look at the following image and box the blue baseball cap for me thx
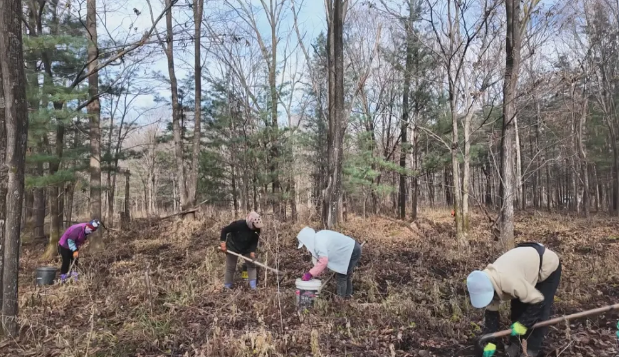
[467,270,495,308]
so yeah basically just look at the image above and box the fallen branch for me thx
[160,208,198,220]
[479,303,619,343]
[220,248,283,275]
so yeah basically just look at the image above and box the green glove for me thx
[482,343,496,357]
[510,322,527,336]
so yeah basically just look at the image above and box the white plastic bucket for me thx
[295,278,321,310]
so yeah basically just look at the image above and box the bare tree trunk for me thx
[399,3,414,220]
[483,159,492,206]
[546,156,551,211]
[592,163,600,211]
[411,126,418,220]
[232,163,238,216]
[0,0,29,334]
[87,0,102,224]
[0,50,6,314]
[499,0,522,250]
[161,0,188,210]
[121,171,131,228]
[444,167,452,206]
[44,109,64,258]
[578,93,590,218]
[534,99,542,209]
[427,171,434,207]
[65,182,75,225]
[463,111,472,230]
[450,90,464,243]
[514,115,524,209]
[188,0,203,211]
[322,0,346,229]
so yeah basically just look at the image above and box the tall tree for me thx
[499,0,523,249]
[148,0,188,210]
[188,0,204,209]
[0,0,29,336]
[0,50,6,314]
[323,0,346,228]
[399,1,415,220]
[88,0,102,223]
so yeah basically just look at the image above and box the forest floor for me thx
[2,208,619,357]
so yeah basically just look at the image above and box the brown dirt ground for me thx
[2,209,619,357]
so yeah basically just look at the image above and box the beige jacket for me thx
[484,246,560,311]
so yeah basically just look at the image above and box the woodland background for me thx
[0,0,619,355]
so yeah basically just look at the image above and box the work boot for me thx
[71,272,79,282]
[249,279,257,290]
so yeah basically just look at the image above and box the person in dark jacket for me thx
[467,242,561,357]
[220,211,263,290]
[58,219,101,282]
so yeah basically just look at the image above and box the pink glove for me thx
[302,272,312,281]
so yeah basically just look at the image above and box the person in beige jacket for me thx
[467,242,561,357]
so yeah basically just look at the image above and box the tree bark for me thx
[121,171,131,228]
[44,104,64,259]
[514,115,524,209]
[163,0,188,210]
[87,0,102,223]
[499,0,522,250]
[411,126,418,220]
[463,110,472,231]
[399,3,414,220]
[450,84,464,243]
[0,48,6,315]
[578,92,590,218]
[33,142,45,238]
[322,0,346,229]
[188,0,204,210]
[0,0,29,335]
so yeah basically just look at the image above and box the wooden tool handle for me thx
[220,248,283,275]
[479,303,619,342]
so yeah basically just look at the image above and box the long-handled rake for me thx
[219,248,287,285]
[478,303,619,344]
[220,248,283,275]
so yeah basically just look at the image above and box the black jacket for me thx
[220,220,260,254]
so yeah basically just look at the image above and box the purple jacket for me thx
[58,223,88,251]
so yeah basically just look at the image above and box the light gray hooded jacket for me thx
[297,227,355,275]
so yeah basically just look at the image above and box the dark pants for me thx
[336,241,362,298]
[58,245,78,274]
[510,262,562,353]
[224,253,256,285]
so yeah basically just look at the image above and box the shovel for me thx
[479,302,619,343]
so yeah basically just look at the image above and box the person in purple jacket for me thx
[58,219,101,282]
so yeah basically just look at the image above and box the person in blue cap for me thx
[467,242,561,357]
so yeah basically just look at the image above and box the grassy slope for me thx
[3,209,619,356]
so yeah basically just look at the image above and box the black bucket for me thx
[36,266,57,286]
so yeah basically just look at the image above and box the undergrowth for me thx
[2,209,619,356]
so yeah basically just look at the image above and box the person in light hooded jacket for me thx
[296,227,362,298]
[467,242,561,357]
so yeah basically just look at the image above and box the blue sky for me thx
[97,0,326,120]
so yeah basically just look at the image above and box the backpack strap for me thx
[516,242,545,276]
